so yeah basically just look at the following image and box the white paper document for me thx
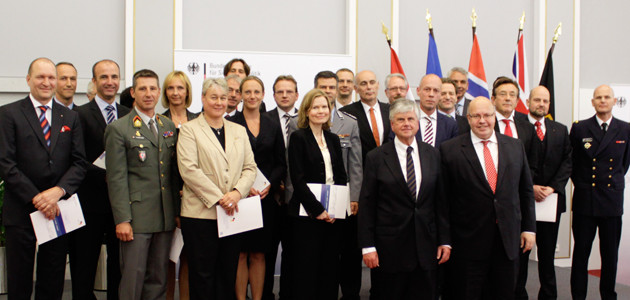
[535,193,558,222]
[252,168,270,192]
[169,228,184,263]
[93,151,106,169]
[217,195,263,238]
[299,184,349,219]
[30,194,86,245]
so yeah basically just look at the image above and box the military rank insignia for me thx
[133,116,142,128]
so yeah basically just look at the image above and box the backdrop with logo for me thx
[174,50,353,113]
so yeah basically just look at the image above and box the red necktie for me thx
[369,108,380,146]
[535,121,544,141]
[482,141,497,193]
[502,119,513,137]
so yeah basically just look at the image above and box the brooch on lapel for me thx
[60,125,71,132]
[163,131,174,138]
[133,116,142,128]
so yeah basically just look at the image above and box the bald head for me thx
[592,84,617,118]
[416,74,442,113]
[467,97,496,139]
[28,57,55,76]
[355,70,379,104]
[527,86,550,119]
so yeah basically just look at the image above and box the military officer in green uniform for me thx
[105,69,179,300]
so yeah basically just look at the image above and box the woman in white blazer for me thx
[177,77,256,300]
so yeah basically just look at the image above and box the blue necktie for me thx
[105,105,116,124]
[39,106,51,147]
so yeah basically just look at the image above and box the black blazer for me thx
[494,111,535,156]
[528,118,572,214]
[388,112,458,148]
[456,115,470,135]
[227,112,286,194]
[439,132,535,261]
[0,97,87,227]
[358,141,450,273]
[570,116,630,217]
[340,100,391,162]
[288,128,347,217]
[162,108,199,124]
[75,100,130,214]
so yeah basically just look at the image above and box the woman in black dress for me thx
[287,89,347,300]
[227,76,286,300]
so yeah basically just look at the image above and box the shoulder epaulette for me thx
[340,111,357,120]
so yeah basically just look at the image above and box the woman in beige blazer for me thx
[177,77,257,300]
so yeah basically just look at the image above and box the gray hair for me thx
[447,67,468,77]
[225,74,242,84]
[389,99,420,121]
[202,77,228,96]
[385,73,408,88]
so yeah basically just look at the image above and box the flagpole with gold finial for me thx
[471,8,478,39]
[426,9,434,36]
[381,21,392,47]
[550,22,562,54]
[516,11,525,43]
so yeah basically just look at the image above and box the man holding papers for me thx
[515,86,572,300]
[358,99,450,299]
[0,57,87,299]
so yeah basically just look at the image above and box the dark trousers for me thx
[289,217,341,300]
[68,212,120,300]
[338,215,362,300]
[515,217,561,300]
[262,203,287,300]
[6,225,68,300]
[570,214,622,300]
[370,266,436,300]
[181,217,241,300]
[445,227,517,300]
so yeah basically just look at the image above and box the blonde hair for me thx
[161,70,193,108]
[297,89,331,130]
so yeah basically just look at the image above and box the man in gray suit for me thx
[105,69,179,300]
[315,70,363,300]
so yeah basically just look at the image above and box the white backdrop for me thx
[174,50,353,113]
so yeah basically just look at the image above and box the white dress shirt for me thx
[470,131,498,177]
[438,109,457,120]
[135,107,156,131]
[496,111,519,138]
[360,101,385,145]
[30,94,53,126]
[596,115,613,129]
[528,114,547,136]
[456,97,466,116]
[95,95,118,123]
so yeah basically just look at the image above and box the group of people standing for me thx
[0,56,628,300]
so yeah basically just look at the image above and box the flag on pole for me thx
[466,33,490,99]
[382,21,415,101]
[539,45,556,120]
[426,31,443,77]
[512,29,529,114]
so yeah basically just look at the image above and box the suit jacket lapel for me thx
[202,118,228,162]
[383,143,414,201]
[48,102,64,154]
[495,135,509,191]
[594,118,618,156]
[89,100,108,133]
[379,102,391,136]
[20,98,49,151]
[130,110,158,146]
[417,141,431,203]
[461,135,493,194]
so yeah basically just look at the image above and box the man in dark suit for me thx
[570,85,630,300]
[514,86,572,300]
[438,77,470,134]
[105,69,179,299]
[413,74,458,148]
[448,67,472,117]
[71,59,129,300]
[359,99,450,299]
[340,70,391,162]
[440,97,536,299]
[54,62,78,110]
[491,76,535,155]
[0,57,87,300]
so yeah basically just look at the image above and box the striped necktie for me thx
[423,116,434,146]
[406,146,416,200]
[105,105,116,124]
[38,106,51,147]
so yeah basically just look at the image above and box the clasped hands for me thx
[219,190,241,216]
[32,186,65,220]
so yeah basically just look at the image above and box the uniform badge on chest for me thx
[584,142,591,149]
[139,147,146,162]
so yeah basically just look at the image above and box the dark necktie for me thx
[283,113,291,139]
[423,116,434,145]
[148,119,158,139]
[38,106,51,147]
[602,122,608,133]
[406,146,416,200]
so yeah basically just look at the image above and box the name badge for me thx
[582,138,593,142]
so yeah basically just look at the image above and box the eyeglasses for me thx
[387,86,407,92]
[468,114,495,121]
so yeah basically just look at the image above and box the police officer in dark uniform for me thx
[569,84,630,300]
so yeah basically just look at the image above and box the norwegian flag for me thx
[466,33,490,99]
[512,29,530,114]
[389,46,415,100]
